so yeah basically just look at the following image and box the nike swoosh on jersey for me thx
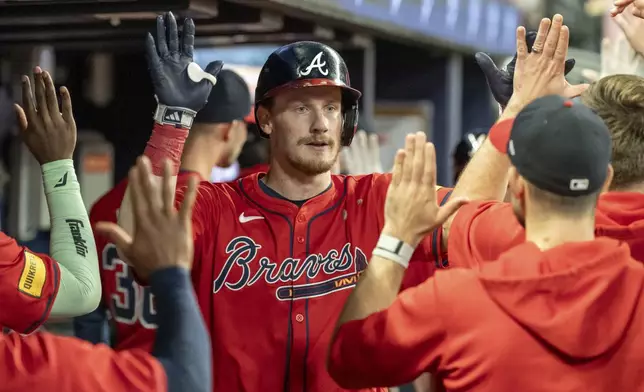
[239,212,264,223]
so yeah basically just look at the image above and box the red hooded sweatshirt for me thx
[445,192,644,267]
[328,238,644,391]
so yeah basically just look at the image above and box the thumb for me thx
[205,60,224,78]
[563,58,576,75]
[13,104,28,132]
[613,13,631,34]
[434,197,469,226]
[95,222,133,257]
[565,83,590,99]
[475,52,504,80]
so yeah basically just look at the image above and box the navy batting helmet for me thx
[254,41,362,146]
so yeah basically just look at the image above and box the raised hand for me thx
[508,15,589,113]
[147,12,224,126]
[96,158,198,280]
[612,0,644,18]
[614,7,644,58]
[476,30,576,108]
[382,132,467,247]
[340,130,383,175]
[14,67,76,165]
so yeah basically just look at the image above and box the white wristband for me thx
[154,104,197,128]
[372,234,415,269]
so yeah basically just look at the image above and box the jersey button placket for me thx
[291,211,308,391]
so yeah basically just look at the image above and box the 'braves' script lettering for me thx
[213,236,367,300]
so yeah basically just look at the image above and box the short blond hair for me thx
[581,74,644,190]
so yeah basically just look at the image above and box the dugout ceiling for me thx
[0,0,521,54]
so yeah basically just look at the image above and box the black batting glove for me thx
[475,31,576,108]
[146,12,224,128]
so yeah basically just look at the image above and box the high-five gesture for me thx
[614,8,644,58]
[503,15,588,118]
[340,130,383,175]
[14,67,76,165]
[147,12,223,127]
[382,132,467,247]
[476,30,576,108]
[612,0,644,18]
[96,158,198,280]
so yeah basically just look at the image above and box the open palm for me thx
[383,132,466,247]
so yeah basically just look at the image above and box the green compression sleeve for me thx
[43,159,101,317]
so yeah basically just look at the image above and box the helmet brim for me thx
[257,78,362,103]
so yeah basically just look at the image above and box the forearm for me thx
[43,160,101,316]
[150,267,212,392]
[442,107,519,246]
[117,123,187,240]
[338,256,406,325]
[451,140,510,206]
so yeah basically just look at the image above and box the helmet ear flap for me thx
[342,103,359,147]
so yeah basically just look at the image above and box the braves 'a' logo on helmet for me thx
[299,51,329,77]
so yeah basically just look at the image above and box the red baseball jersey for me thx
[445,192,644,269]
[1,331,166,392]
[93,172,202,351]
[173,172,452,392]
[0,231,60,334]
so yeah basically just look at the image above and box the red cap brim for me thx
[244,105,256,124]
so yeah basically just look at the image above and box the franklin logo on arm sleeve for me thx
[66,218,89,257]
[18,251,47,298]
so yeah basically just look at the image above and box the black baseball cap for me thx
[507,95,612,197]
[195,69,252,124]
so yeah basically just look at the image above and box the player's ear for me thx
[507,166,524,198]
[601,164,614,193]
[221,123,233,141]
[230,120,248,145]
[256,104,273,136]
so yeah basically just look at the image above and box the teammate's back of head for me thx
[189,69,252,168]
[505,95,613,226]
[581,74,644,191]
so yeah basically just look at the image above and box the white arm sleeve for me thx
[41,159,101,317]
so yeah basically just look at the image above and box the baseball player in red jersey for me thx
[3,160,213,392]
[73,69,252,349]
[0,232,61,333]
[2,67,102,334]
[111,13,454,392]
[328,100,644,391]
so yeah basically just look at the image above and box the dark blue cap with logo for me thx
[195,69,251,124]
[508,95,612,196]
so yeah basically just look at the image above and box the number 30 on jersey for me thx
[102,244,157,328]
